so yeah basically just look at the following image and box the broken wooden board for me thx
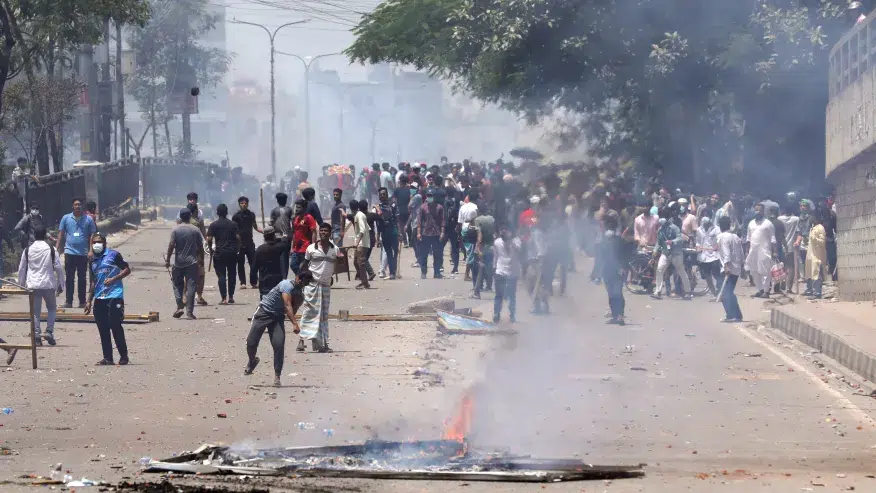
[436,310,517,335]
[0,343,33,350]
[246,311,480,323]
[0,311,159,323]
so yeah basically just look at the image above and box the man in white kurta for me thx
[744,203,776,298]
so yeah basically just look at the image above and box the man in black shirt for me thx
[330,188,347,246]
[253,227,287,298]
[392,175,411,247]
[270,192,293,280]
[232,196,261,289]
[302,187,323,225]
[206,204,241,305]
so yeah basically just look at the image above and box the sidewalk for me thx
[770,299,876,383]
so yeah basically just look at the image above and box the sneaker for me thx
[119,356,129,365]
[274,376,282,387]
[368,273,377,281]
[185,313,197,320]
[421,273,427,279]
[219,299,228,305]
[250,284,257,289]
[650,294,662,300]
[96,359,113,366]
[240,284,248,290]
[682,294,693,300]
[378,272,387,279]
[318,346,334,353]
[451,268,459,275]
[719,317,736,323]
[434,274,444,279]
[172,309,184,319]
[244,357,260,375]
[297,340,306,352]
[45,335,56,346]
[388,275,396,280]
[34,338,43,347]
[5,349,17,365]
[228,298,235,304]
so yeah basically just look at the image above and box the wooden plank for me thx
[279,467,643,482]
[0,344,33,350]
[0,312,158,324]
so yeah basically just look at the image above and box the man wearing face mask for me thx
[85,233,131,366]
[14,203,51,249]
[744,203,777,298]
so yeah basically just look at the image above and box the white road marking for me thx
[736,324,876,428]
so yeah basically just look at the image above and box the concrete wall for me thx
[825,66,876,177]
[832,162,876,301]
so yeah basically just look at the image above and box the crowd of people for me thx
[0,155,840,385]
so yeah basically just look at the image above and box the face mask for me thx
[30,209,38,216]
[701,218,710,227]
[604,230,615,237]
[649,207,658,216]
[755,212,764,220]
[427,197,435,204]
[92,243,105,254]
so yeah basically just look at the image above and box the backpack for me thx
[24,242,56,278]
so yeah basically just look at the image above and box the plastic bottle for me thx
[323,428,334,437]
[1,408,13,415]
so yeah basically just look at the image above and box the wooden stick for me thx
[28,292,37,369]
[0,311,159,323]
[260,187,266,229]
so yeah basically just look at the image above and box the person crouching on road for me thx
[85,233,131,365]
[297,222,339,353]
[245,272,305,387]
[18,227,64,346]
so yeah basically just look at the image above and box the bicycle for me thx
[626,246,710,297]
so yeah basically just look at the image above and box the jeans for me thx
[31,288,57,338]
[382,233,399,277]
[290,252,306,277]
[237,241,257,286]
[442,230,460,271]
[720,274,743,320]
[280,249,290,280]
[418,236,442,276]
[364,247,375,278]
[493,275,518,322]
[93,298,128,362]
[172,264,198,314]
[246,306,285,376]
[354,246,370,287]
[64,254,88,305]
[472,246,494,294]
[214,252,237,300]
[604,273,625,318]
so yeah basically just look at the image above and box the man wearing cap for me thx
[166,208,204,319]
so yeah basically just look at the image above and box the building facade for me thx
[826,11,876,300]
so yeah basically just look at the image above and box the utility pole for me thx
[181,8,192,159]
[231,20,309,179]
[116,20,127,158]
[275,51,342,172]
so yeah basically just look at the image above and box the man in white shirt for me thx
[297,222,339,352]
[352,200,371,289]
[457,191,479,280]
[777,205,800,293]
[744,202,776,298]
[492,225,522,323]
[716,216,744,322]
[18,227,64,346]
[379,162,394,193]
[695,216,722,296]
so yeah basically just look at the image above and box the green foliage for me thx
[348,0,853,190]
[126,0,231,157]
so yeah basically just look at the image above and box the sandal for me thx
[96,359,114,366]
[244,357,260,375]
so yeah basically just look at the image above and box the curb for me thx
[770,306,876,383]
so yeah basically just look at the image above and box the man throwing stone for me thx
[245,275,304,387]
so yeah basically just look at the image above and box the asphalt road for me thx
[1,223,875,492]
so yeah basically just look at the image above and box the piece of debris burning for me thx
[436,311,516,336]
[143,440,644,483]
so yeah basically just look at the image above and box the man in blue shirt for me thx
[85,233,131,366]
[245,276,304,387]
[56,198,97,308]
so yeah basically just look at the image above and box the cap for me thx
[263,226,276,235]
[529,196,540,205]
[179,207,192,217]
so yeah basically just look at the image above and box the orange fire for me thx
[442,390,474,442]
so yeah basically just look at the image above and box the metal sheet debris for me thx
[436,311,516,335]
[144,441,645,483]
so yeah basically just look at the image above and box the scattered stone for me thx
[404,296,455,314]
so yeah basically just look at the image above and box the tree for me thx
[347,0,855,192]
[0,0,150,173]
[126,0,231,159]
[1,75,79,164]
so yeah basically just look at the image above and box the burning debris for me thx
[143,440,645,482]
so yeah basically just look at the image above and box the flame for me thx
[442,390,474,442]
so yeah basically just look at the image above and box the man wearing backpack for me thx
[17,227,64,346]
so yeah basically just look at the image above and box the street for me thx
[1,222,876,492]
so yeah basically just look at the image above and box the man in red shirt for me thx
[290,199,317,277]
[518,196,539,241]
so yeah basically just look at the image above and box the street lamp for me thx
[230,19,309,180]
[276,51,343,171]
